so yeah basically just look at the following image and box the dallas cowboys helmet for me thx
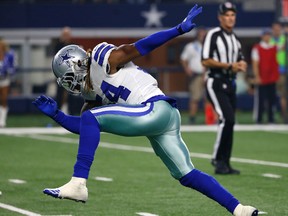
[52,44,89,95]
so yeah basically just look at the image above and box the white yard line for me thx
[181,124,288,132]
[0,202,73,216]
[0,202,41,216]
[1,124,288,135]
[11,134,288,169]
[101,142,288,168]
[0,127,69,135]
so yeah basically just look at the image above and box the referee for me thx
[201,2,247,175]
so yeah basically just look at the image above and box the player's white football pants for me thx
[90,100,194,179]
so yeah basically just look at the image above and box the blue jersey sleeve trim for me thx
[98,45,114,66]
[93,43,106,62]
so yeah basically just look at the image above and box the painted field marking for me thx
[9,179,27,184]
[95,176,113,182]
[12,134,288,169]
[262,173,282,179]
[136,212,159,216]
[0,202,41,216]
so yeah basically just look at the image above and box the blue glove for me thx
[32,95,58,118]
[177,4,203,34]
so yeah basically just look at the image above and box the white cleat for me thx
[234,204,258,216]
[43,177,88,203]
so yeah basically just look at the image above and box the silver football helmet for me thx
[52,44,89,95]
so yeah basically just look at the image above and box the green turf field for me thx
[0,127,288,215]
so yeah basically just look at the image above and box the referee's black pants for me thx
[206,77,236,165]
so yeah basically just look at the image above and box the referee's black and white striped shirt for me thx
[202,27,244,79]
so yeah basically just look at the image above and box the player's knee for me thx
[179,169,196,188]
[171,166,194,180]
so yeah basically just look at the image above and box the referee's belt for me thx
[208,72,235,80]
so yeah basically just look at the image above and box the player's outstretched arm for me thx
[108,4,202,74]
[33,95,81,134]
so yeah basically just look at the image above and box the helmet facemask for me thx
[57,58,89,95]
[57,71,85,95]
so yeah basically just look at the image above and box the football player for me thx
[33,5,258,216]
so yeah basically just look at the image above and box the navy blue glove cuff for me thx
[52,109,63,122]
[176,24,185,35]
[52,109,59,119]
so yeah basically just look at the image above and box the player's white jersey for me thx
[81,42,164,105]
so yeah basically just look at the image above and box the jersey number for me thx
[101,81,131,102]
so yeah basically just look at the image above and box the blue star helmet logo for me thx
[58,49,75,67]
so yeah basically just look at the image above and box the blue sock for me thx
[73,111,100,179]
[180,169,239,213]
